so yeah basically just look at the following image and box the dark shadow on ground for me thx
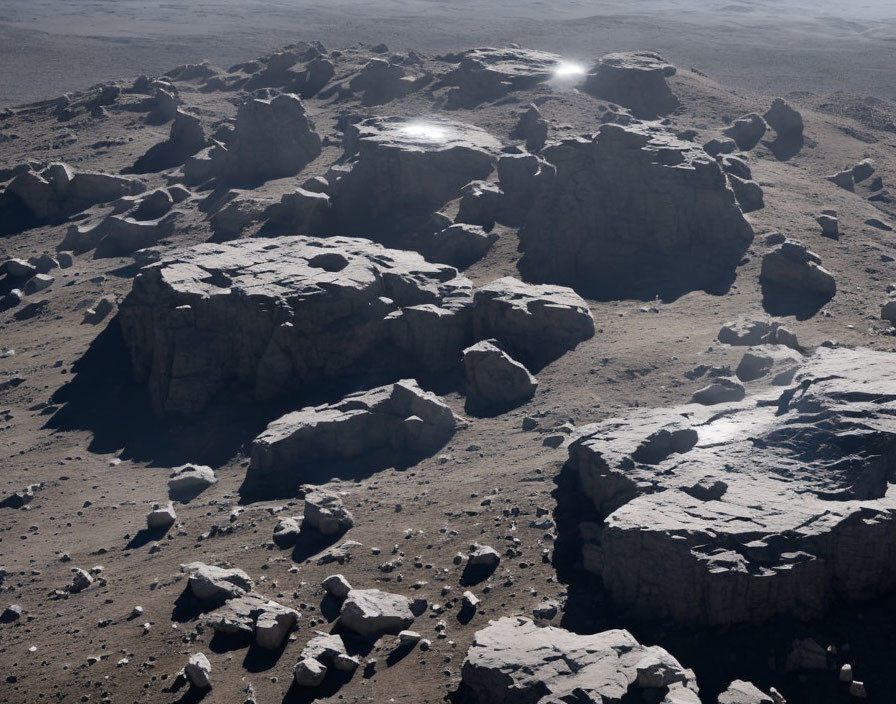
[170,587,224,624]
[124,525,170,550]
[764,134,804,162]
[243,641,290,672]
[290,529,343,564]
[761,288,832,321]
[385,641,415,667]
[209,630,252,654]
[459,562,498,587]
[280,670,353,704]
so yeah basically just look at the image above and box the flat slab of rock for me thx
[247,380,459,491]
[583,51,678,119]
[119,236,474,415]
[461,617,699,704]
[472,277,594,369]
[181,562,252,602]
[441,47,560,108]
[340,588,415,637]
[562,346,896,625]
[512,123,754,300]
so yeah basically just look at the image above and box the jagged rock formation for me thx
[561,346,896,626]
[510,123,754,300]
[133,108,206,173]
[463,340,537,415]
[247,380,459,491]
[472,277,595,370]
[723,113,768,151]
[510,104,548,152]
[440,47,559,109]
[118,236,473,415]
[760,239,836,316]
[331,116,501,236]
[339,588,416,637]
[582,51,679,119]
[349,58,431,105]
[203,593,299,649]
[460,617,700,704]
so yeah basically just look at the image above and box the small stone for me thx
[146,501,176,530]
[184,652,212,689]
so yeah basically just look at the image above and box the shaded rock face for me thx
[561,346,896,626]
[459,617,700,704]
[349,58,431,105]
[118,236,473,415]
[246,380,458,493]
[760,239,836,317]
[219,93,321,185]
[511,123,754,300]
[472,277,595,370]
[339,588,416,638]
[723,113,768,151]
[133,109,206,173]
[332,116,501,237]
[463,340,537,415]
[440,47,559,109]
[582,51,679,119]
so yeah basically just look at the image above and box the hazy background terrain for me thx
[2,0,896,107]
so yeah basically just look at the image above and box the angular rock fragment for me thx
[118,236,474,415]
[167,464,217,500]
[817,212,839,239]
[690,377,745,405]
[561,346,896,625]
[511,123,754,300]
[463,340,537,415]
[303,489,354,536]
[472,277,594,369]
[82,296,114,325]
[247,380,459,492]
[760,239,836,315]
[460,617,699,703]
[735,345,802,385]
[340,588,416,637]
[0,483,43,509]
[133,109,206,173]
[203,593,298,649]
[827,169,855,191]
[510,104,548,152]
[426,224,497,269]
[181,562,252,602]
[723,113,767,151]
[272,517,302,548]
[728,174,764,213]
[322,574,353,600]
[146,501,176,530]
[764,98,804,138]
[349,58,430,105]
[718,680,774,704]
[583,51,678,119]
[717,318,800,350]
[294,656,327,687]
[185,653,212,689]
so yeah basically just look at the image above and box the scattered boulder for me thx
[81,296,115,325]
[764,98,804,138]
[729,174,764,212]
[511,123,754,300]
[463,340,537,415]
[133,109,206,172]
[60,210,182,256]
[723,113,767,151]
[468,544,501,569]
[294,656,327,687]
[322,574,353,600]
[146,501,177,530]
[690,377,745,405]
[827,169,855,191]
[0,604,23,623]
[247,380,459,492]
[349,58,430,105]
[184,653,212,689]
[181,562,252,602]
[118,236,475,415]
[817,212,839,239]
[472,277,595,370]
[760,239,836,315]
[303,489,354,536]
[263,187,332,235]
[340,588,416,637]
[167,463,217,500]
[718,318,800,350]
[203,593,298,649]
[718,680,774,704]
[272,517,302,548]
[441,47,559,109]
[735,345,802,385]
[853,158,875,183]
[510,104,548,152]
[460,617,700,703]
[0,483,43,509]
[426,224,497,269]
[561,346,896,625]
[582,51,678,119]
[68,568,94,594]
[703,137,737,157]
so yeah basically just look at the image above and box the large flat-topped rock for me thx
[460,617,700,704]
[332,116,501,234]
[441,47,561,108]
[562,346,896,626]
[512,123,754,300]
[118,236,473,415]
[583,51,678,118]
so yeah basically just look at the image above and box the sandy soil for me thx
[2,0,896,108]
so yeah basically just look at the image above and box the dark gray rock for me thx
[582,51,678,119]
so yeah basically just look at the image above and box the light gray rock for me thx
[264,187,332,235]
[464,340,537,414]
[118,236,474,415]
[248,380,459,492]
[468,544,501,568]
[203,593,298,648]
[303,489,354,536]
[294,656,327,687]
[441,47,559,109]
[167,463,217,499]
[690,377,745,405]
[181,562,252,602]
[511,123,754,300]
[23,273,54,295]
[817,213,839,239]
[81,297,115,325]
[472,277,594,369]
[322,574,353,600]
[760,239,836,308]
[853,158,875,183]
[146,501,176,529]
[68,568,94,594]
[349,58,430,105]
[718,318,801,350]
[583,51,678,119]
[461,617,700,704]
[60,210,182,256]
[272,517,302,547]
[4,258,37,278]
[827,169,855,191]
[134,108,206,172]
[735,345,802,385]
[718,680,774,704]
[185,653,212,689]
[340,588,416,637]
[562,346,896,625]
[302,631,348,663]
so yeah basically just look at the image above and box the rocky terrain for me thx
[3,34,896,704]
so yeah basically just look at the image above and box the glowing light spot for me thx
[401,122,450,143]
[553,61,587,80]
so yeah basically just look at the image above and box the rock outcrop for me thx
[511,123,754,300]
[760,239,836,315]
[460,617,700,704]
[440,47,559,109]
[561,346,896,625]
[247,380,459,491]
[472,277,595,370]
[582,51,678,119]
[331,116,501,237]
[118,236,474,415]
[133,108,206,173]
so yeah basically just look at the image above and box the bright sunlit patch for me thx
[401,121,450,143]
[553,61,587,80]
